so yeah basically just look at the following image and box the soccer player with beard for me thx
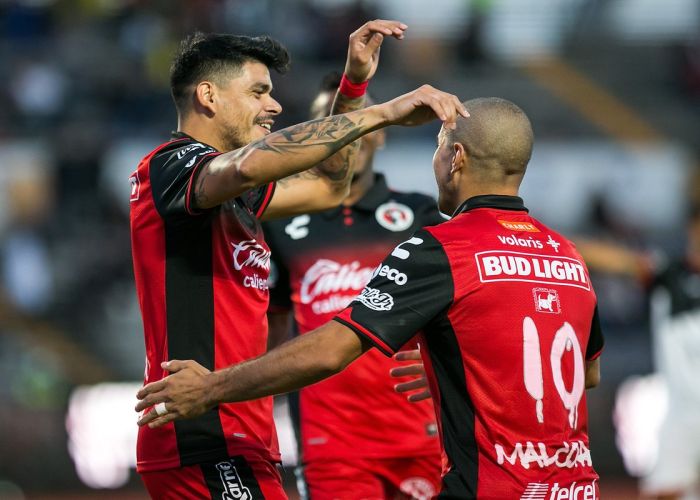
[136,97,604,499]
[262,73,443,500]
[129,21,468,499]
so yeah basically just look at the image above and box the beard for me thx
[218,121,250,152]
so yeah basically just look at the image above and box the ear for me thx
[194,81,217,115]
[450,142,466,175]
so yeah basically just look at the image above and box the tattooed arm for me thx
[192,85,469,213]
[260,91,364,220]
[261,19,401,219]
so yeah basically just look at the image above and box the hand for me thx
[390,349,432,403]
[135,360,213,428]
[380,85,469,130]
[344,19,407,83]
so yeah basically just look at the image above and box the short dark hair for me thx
[170,32,290,113]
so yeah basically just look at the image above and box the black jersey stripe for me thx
[200,456,265,499]
[165,218,229,465]
[426,313,479,499]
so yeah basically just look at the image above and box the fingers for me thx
[353,20,407,41]
[390,364,425,378]
[365,32,384,53]
[137,407,179,428]
[136,379,165,402]
[407,389,432,403]
[418,85,465,129]
[161,359,188,373]
[393,349,422,361]
[394,377,428,393]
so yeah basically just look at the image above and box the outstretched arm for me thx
[136,320,370,428]
[262,20,406,219]
[192,84,467,212]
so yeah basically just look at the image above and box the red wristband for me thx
[339,73,368,99]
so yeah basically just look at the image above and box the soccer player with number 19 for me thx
[137,97,604,499]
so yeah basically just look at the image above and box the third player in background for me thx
[263,72,444,500]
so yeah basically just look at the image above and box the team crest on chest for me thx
[375,201,414,232]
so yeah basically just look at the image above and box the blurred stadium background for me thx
[0,0,698,498]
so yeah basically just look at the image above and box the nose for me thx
[266,96,282,115]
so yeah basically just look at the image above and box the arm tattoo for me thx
[254,113,365,156]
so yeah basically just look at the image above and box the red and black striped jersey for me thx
[263,174,443,462]
[335,195,604,499]
[130,134,279,472]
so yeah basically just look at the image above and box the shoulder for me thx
[151,138,217,167]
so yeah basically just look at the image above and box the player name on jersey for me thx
[476,250,590,290]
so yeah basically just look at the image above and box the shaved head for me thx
[449,97,533,181]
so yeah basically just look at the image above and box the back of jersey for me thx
[429,204,602,499]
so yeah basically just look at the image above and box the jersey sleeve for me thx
[586,305,604,360]
[240,182,277,219]
[334,228,453,356]
[149,141,220,221]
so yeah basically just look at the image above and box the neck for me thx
[459,183,519,202]
[178,116,227,152]
[343,168,375,207]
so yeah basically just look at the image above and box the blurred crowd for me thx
[0,0,699,496]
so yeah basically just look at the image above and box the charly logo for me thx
[231,239,271,290]
[354,286,394,311]
[285,215,311,240]
[300,259,375,314]
[216,461,251,500]
[375,201,414,232]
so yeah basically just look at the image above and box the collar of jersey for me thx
[453,195,528,217]
[170,131,219,151]
[323,173,391,218]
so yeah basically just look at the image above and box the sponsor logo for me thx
[284,214,310,240]
[475,251,590,290]
[498,220,540,232]
[129,172,140,202]
[521,480,598,500]
[231,240,270,272]
[354,286,394,311]
[533,288,561,314]
[376,201,415,232]
[231,239,270,291]
[546,235,561,253]
[498,234,543,249]
[216,461,251,500]
[371,264,408,285]
[495,440,592,470]
[300,260,374,311]
[399,477,436,500]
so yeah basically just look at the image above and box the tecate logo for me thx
[231,239,271,272]
[216,461,251,500]
[354,286,394,311]
[300,259,374,304]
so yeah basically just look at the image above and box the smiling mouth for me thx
[256,122,273,132]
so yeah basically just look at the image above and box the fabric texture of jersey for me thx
[263,174,443,462]
[130,134,279,472]
[298,455,442,500]
[335,195,604,499]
